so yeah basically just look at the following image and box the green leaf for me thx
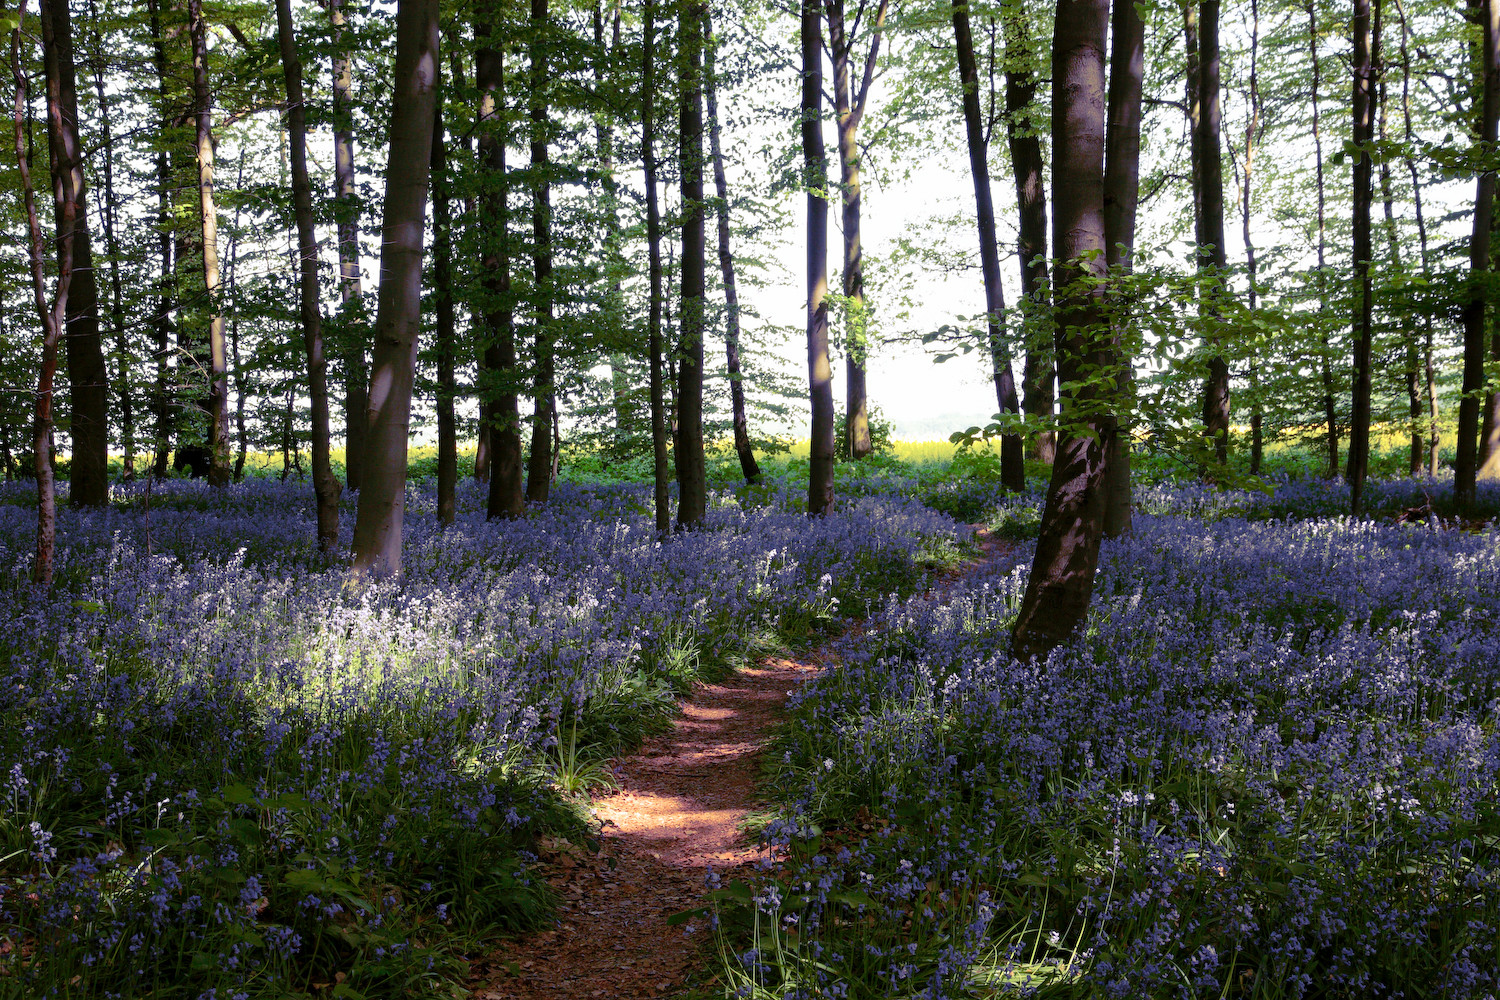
[221,783,257,806]
[665,905,708,926]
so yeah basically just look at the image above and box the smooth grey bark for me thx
[524,0,555,503]
[15,0,77,583]
[188,0,230,487]
[1459,0,1500,505]
[643,0,671,533]
[349,0,440,577]
[477,18,525,519]
[953,0,1024,491]
[147,0,173,479]
[277,0,342,549]
[431,83,456,526]
[1346,0,1378,513]
[704,9,761,483]
[329,0,368,491]
[1237,0,1263,476]
[803,0,835,516]
[1195,0,1230,467]
[1002,0,1053,463]
[676,0,707,528]
[40,0,107,507]
[1307,0,1339,478]
[826,0,887,461]
[1102,0,1143,537]
[1010,0,1112,663]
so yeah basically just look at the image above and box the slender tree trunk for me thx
[704,9,761,483]
[592,1,631,458]
[1102,0,1143,537]
[147,0,173,479]
[803,0,835,515]
[1374,57,1419,476]
[1346,0,1379,513]
[15,0,77,583]
[953,0,1024,490]
[188,0,229,486]
[1010,0,1112,663]
[329,0,368,491]
[1195,0,1230,466]
[277,0,342,547]
[1305,0,1339,478]
[1459,0,1500,505]
[432,80,457,525]
[1002,0,1053,462]
[86,0,132,481]
[643,0,671,532]
[39,0,107,506]
[229,181,248,482]
[524,0,555,503]
[349,0,440,577]
[676,0,708,527]
[1239,0,1263,477]
[477,24,524,519]
[827,0,888,462]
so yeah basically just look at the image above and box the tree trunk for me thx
[1459,0,1500,506]
[39,0,107,506]
[828,0,888,462]
[676,0,708,527]
[803,0,835,515]
[432,80,457,526]
[277,0,342,548]
[1102,0,1143,537]
[703,9,761,483]
[188,0,230,487]
[1195,0,1230,466]
[349,0,439,577]
[524,0,555,503]
[15,0,77,583]
[329,0,368,492]
[1238,0,1263,477]
[1305,0,1340,478]
[85,0,132,481]
[1010,0,1111,663]
[953,0,1024,491]
[643,0,671,532]
[1346,0,1378,513]
[146,0,174,479]
[1002,0,1053,462]
[476,17,524,519]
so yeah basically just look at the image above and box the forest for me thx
[3,0,1500,995]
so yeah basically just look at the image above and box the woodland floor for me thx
[466,531,1016,1000]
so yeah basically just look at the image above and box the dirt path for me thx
[467,531,1019,1000]
[467,655,823,999]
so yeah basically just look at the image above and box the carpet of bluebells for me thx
[731,476,1500,999]
[0,476,963,999]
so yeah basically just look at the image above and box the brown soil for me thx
[466,530,1019,1000]
[466,656,823,1000]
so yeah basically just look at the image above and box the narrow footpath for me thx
[467,530,1018,1000]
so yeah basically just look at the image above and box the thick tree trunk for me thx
[188,0,229,487]
[803,0,835,515]
[349,0,439,577]
[147,0,173,479]
[329,0,368,491]
[432,87,457,526]
[704,9,761,483]
[1010,0,1111,663]
[643,0,671,533]
[40,0,107,506]
[277,0,342,548]
[953,0,1024,491]
[1195,0,1230,466]
[86,0,133,481]
[476,19,524,519]
[1102,0,1143,537]
[1002,0,1053,462]
[1459,0,1500,505]
[15,0,77,583]
[524,0,555,503]
[676,0,708,527]
[1346,0,1378,513]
